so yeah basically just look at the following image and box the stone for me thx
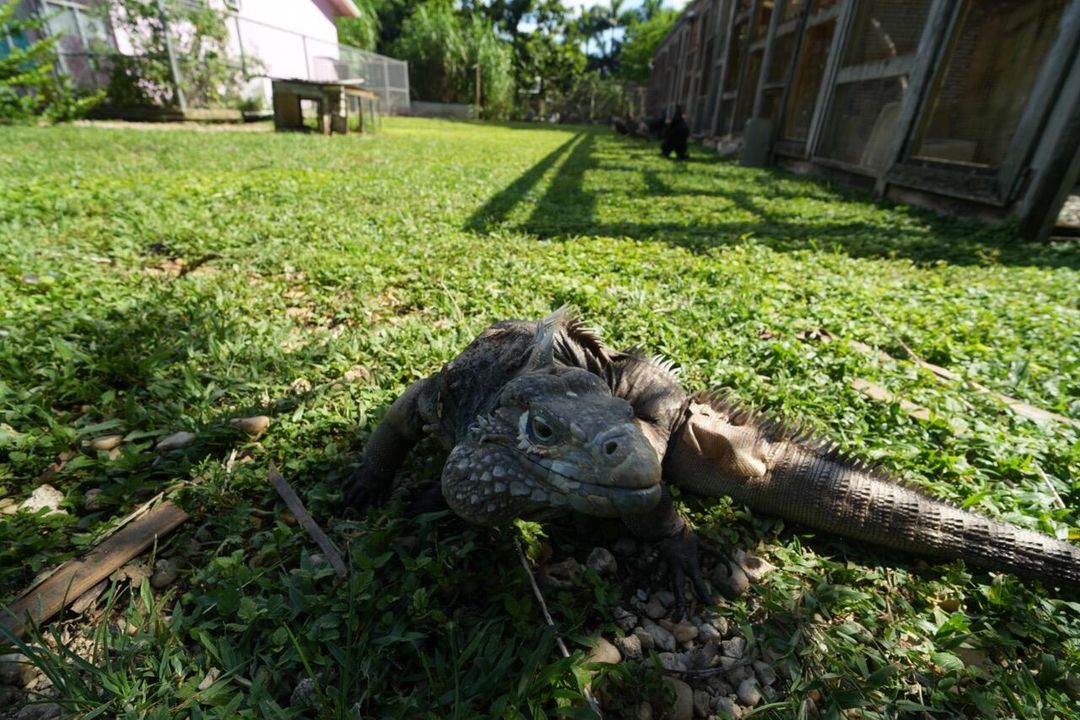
[708,615,731,637]
[156,431,196,451]
[290,676,315,707]
[613,537,638,555]
[71,580,107,614]
[614,633,643,661]
[655,590,675,608]
[712,561,749,599]
[0,654,35,687]
[736,678,761,707]
[714,695,741,718]
[733,550,775,584]
[635,701,653,720]
[658,652,686,672]
[691,643,718,670]
[693,689,711,718]
[586,637,621,665]
[644,597,667,620]
[88,434,123,452]
[150,559,180,589]
[612,606,638,631]
[586,547,617,576]
[633,627,655,651]
[671,621,699,644]
[663,677,694,720]
[14,702,61,720]
[0,497,17,515]
[544,558,582,587]
[721,637,746,659]
[19,485,65,515]
[230,415,270,438]
[752,660,777,686]
[698,622,722,644]
[726,665,753,686]
[83,488,106,511]
[642,620,676,652]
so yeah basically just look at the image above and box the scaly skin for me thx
[344,311,1080,615]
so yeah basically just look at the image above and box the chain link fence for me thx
[37,0,409,115]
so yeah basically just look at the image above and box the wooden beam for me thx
[873,0,959,194]
[752,0,786,118]
[998,0,1080,202]
[1,502,188,640]
[268,465,347,578]
[804,0,857,157]
[834,55,916,84]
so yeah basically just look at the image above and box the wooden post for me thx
[872,0,958,193]
[752,0,786,118]
[804,0,858,158]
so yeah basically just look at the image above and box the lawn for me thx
[0,118,1078,719]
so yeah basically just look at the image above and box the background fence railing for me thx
[39,0,410,114]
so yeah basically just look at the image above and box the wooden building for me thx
[646,0,1080,240]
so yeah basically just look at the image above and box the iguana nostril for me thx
[604,440,619,456]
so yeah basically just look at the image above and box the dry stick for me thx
[0,501,188,640]
[513,538,603,719]
[855,311,1079,428]
[267,464,347,578]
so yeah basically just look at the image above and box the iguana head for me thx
[441,367,663,524]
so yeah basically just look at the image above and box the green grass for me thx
[0,118,1078,718]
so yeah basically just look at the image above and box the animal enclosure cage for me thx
[647,0,1080,241]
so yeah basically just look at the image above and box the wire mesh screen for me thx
[912,0,1067,167]
[843,0,932,66]
[779,19,834,143]
[817,75,906,169]
[768,30,797,84]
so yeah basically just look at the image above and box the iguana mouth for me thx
[521,452,663,516]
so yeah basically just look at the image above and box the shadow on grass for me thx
[467,127,1080,269]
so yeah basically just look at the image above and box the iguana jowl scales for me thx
[345,310,1079,614]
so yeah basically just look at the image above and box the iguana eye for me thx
[529,414,555,443]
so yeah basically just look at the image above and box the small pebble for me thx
[655,590,675,608]
[0,497,19,515]
[230,415,270,438]
[698,622,721,644]
[198,667,221,692]
[644,597,667,620]
[633,626,655,651]
[614,633,642,660]
[642,620,676,652]
[89,434,123,451]
[753,660,777,686]
[612,606,637,631]
[586,547,617,576]
[83,488,106,511]
[671,621,699,644]
[0,653,35,687]
[290,677,315,707]
[693,689,711,718]
[714,695,741,718]
[18,485,65,515]
[150,559,180,589]
[635,701,653,720]
[664,677,694,720]
[14,703,61,720]
[736,678,761,707]
[585,637,621,665]
[733,550,775,584]
[156,431,196,451]
[712,561,749,599]
[658,652,686,672]
[721,637,747,659]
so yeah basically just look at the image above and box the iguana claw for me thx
[659,525,715,621]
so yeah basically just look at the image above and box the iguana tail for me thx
[666,393,1080,592]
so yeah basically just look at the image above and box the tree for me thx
[0,0,101,122]
[336,5,380,51]
[618,8,678,83]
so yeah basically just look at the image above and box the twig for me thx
[513,538,603,718]
[1,501,188,640]
[268,464,348,578]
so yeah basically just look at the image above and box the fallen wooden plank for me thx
[0,501,188,640]
[848,340,1078,428]
[268,464,347,578]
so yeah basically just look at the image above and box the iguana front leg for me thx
[622,485,714,620]
[343,378,433,508]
